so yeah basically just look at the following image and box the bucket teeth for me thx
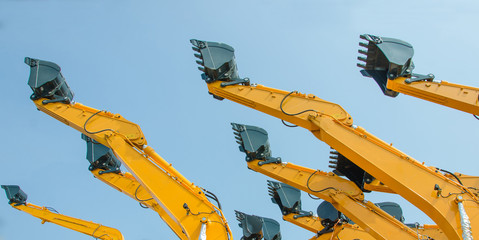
[231,123,244,132]
[357,63,366,69]
[359,42,368,48]
[192,47,201,53]
[196,60,204,65]
[268,190,276,197]
[198,67,205,72]
[358,49,368,55]
[357,56,367,62]
[194,53,202,59]
[235,211,243,222]
[267,181,280,198]
[329,149,340,170]
[359,34,368,40]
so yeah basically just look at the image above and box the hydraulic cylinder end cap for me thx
[25,57,74,103]
[190,39,239,82]
[358,34,414,97]
[1,185,28,205]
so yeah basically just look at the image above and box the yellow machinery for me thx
[267,180,445,240]
[2,185,124,240]
[23,57,232,240]
[10,34,478,239]
[190,39,479,240]
[19,56,440,240]
[21,57,287,240]
[233,123,447,240]
[357,34,479,116]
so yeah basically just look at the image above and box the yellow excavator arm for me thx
[265,179,375,240]
[282,213,373,240]
[2,185,124,240]
[90,169,188,239]
[232,123,444,240]
[24,57,232,240]
[191,39,479,240]
[357,34,479,116]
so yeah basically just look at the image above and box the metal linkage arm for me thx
[25,58,231,240]
[191,41,479,240]
[230,124,422,240]
[2,185,123,240]
[358,34,479,115]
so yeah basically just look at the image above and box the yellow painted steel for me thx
[203,80,479,240]
[32,99,232,240]
[282,213,374,240]
[91,169,186,239]
[364,171,479,195]
[283,208,447,240]
[9,202,123,240]
[387,77,479,115]
[246,159,421,240]
[363,179,395,193]
[419,225,447,240]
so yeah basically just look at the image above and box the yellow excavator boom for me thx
[358,34,479,116]
[24,57,232,240]
[191,39,479,240]
[2,185,124,240]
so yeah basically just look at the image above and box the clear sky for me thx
[1,1,479,239]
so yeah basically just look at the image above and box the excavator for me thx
[190,38,479,240]
[231,122,446,240]
[19,56,443,240]
[21,57,281,240]
[2,185,124,240]
[357,34,479,116]
[18,55,442,239]
[267,180,376,240]
[11,34,478,239]
[267,180,446,240]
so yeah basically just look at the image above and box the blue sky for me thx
[1,1,479,239]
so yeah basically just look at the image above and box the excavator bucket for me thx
[329,149,373,192]
[268,181,301,215]
[24,57,74,103]
[261,217,281,240]
[231,123,271,161]
[81,134,121,174]
[357,34,414,97]
[376,202,405,222]
[1,185,27,205]
[190,39,239,83]
[317,201,340,225]
[235,210,281,240]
